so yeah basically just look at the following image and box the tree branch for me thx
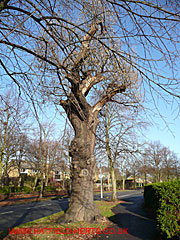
[92,84,126,113]
[0,40,67,71]
[72,23,99,71]
[80,74,105,96]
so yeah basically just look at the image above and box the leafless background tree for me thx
[96,101,146,200]
[0,90,29,186]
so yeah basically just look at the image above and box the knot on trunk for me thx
[86,159,91,165]
[70,139,91,159]
[79,169,89,177]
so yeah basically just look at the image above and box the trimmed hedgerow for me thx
[0,186,32,194]
[35,185,56,192]
[144,179,180,239]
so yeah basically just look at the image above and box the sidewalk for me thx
[95,195,159,240]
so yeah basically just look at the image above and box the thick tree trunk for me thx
[122,177,125,190]
[3,160,10,186]
[61,171,65,190]
[133,171,136,189]
[45,173,48,187]
[18,175,22,187]
[59,119,101,223]
[39,176,44,198]
[107,173,110,191]
[122,168,125,190]
[144,171,147,185]
[33,175,38,191]
[111,167,117,201]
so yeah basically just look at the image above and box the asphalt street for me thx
[0,197,69,231]
[0,190,141,231]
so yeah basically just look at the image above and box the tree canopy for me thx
[0,0,180,110]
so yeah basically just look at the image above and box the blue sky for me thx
[143,91,180,158]
[146,117,180,157]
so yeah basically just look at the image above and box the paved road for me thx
[0,190,139,231]
[96,192,158,240]
[0,197,69,231]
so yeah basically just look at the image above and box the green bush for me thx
[0,186,11,194]
[35,186,41,192]
[14,186,23,192]
[116,179,122,188]
[144,179,180,239]
[35,185,56,192]
[0,186,32,194]
[21,186,32,194]
[44,185,56,192]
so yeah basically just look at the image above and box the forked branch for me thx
[92,84,126,113]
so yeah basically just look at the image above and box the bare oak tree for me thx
[1,0,180,222]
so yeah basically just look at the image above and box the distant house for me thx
[8,161,70,183]
[8,161,38,178]
[19,162,39,176]
[8,166,19,178]
[126,175,152,188]
[50,167,71,182]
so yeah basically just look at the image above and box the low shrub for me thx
[0,186,32,194]
[35,185,56,192]
[116,179,122,189]
[44,185,56,192]
[21,186,32,194]
[0,186,11,194]
[144,179,180,239]
[35,186,41,192]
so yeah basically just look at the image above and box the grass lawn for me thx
[1,200,121,240]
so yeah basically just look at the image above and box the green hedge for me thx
[0,186,32,194]
[35,185,56,192]
[0,185,56,194]
[144,179,180,239]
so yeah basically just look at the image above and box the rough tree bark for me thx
[60,100,101,222]
[111,166,117,201]
[33,175,38,191]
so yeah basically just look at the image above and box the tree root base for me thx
[56,213,106,224]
